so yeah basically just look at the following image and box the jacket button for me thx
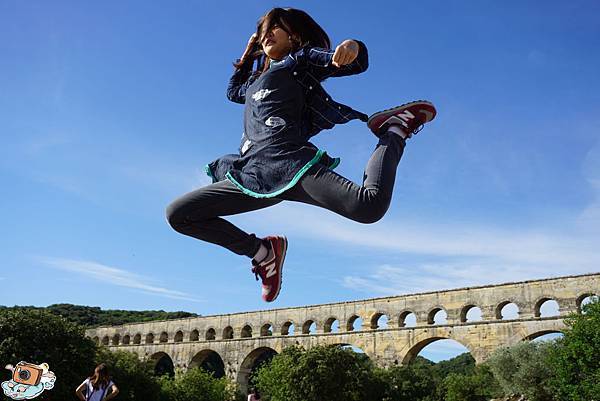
[338,106,341,109]
[325,97,329,101]
[293,71,298,76]
[309,86,313,90]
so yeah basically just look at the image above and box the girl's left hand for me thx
[332,40,359,67]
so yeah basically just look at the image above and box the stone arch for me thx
[223,326,234,339]
[302,319,316,334]
[122,334,131,345]
[149,351,174,377]
[159,331,168,343]
[101,336,109,346]
[522,329,563,341]
[427,306,447,325]
[190,329,199,341]
[398,310,417,327]
[133,333,141,344]
[205,328,216,341]
[189,349,225,378]
[576,293,598,311]
[346,315,361,331]
[281,321,295,335]
[399,332,476,365]
[145,333,154,344]
[495,300,521,319]
[241,324,253,338]
[460,304,483,323]
[111,334,120,345]
[370,311,389,329]
[174,330,184,342]
[237,347,278,395]
[260,323,273,337]
[534,297,560,318]
[324,317,339,333]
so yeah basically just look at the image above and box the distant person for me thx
[167,7,436,303]
[248,387,261,401]
[75,363,119,401]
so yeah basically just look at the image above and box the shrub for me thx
[253,345,381,401]
[548,300,600,401]
[487,341,555,401]
[158,367,237,401]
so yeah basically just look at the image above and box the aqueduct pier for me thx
[86,273,599,392]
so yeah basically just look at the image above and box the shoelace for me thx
[251,263,264,281]
[411,123,424,136]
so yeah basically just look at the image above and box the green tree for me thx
[432,352,476,378]
[487,340,555,401]
[444,364,501,401]
[548,300,600,401]
[158,368,236,401]
[0,308,96,400]
[374,362,437,401]
[95,347,161,401]
[253,345,381,401]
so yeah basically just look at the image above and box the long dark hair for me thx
[235,8,330,74]
[89,363,110,390]
[250,387,261,399]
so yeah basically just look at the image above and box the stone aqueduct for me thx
[86,273,599,391]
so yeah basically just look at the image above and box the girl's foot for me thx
[367,100,437,137]
[251,236,287,302]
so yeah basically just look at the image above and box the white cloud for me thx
[39,257,203,302]
[340,262,562,297]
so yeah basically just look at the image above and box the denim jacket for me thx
[206,41,369,198]
[227,40,369,137]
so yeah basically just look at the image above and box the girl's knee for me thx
[165,201,186,230]
[347,201,389,224]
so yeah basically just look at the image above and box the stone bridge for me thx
[86,273,599,392]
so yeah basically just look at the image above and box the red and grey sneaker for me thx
[251,236,287,302]
[367,100,437,138]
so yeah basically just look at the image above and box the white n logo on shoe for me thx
[264,262,277,278]
[397,110,415,121]
[381,110,416,129]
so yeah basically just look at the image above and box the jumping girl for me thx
[166,8,436,302]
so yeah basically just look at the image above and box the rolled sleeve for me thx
[299,40,369,81]
[226,60,254,104]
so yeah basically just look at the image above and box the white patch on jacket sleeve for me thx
[241,139,252,155]
[251,88,273,101]
[265,116,286,127]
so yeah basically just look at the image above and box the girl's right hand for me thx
[241,33,258,61]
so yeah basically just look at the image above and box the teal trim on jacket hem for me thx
[204,164,217,183]
[224,150,327,199]
[329,157,341,170]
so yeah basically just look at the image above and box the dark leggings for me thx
[166,132,405,258]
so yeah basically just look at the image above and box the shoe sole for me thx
[268,236,287,302]
[367,100,436,135]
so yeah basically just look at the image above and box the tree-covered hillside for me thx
[0,303,197,327]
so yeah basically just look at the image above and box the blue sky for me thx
[1,1,599,361]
